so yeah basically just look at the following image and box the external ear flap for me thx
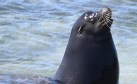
[78,25,84,34]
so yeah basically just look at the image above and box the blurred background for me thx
[0,0,137,84]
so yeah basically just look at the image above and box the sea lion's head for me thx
[75,7,113,36]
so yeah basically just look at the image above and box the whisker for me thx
[106,13,111,16]
[102,21,111,29]
[100,14,106,28]
[98,13,103,22]
[105,15,111,19]
[104,16,112,23]
[105,16,111,19]
[101,15,111,26]
[98,12,112,29]
[104,18,112,24]
[102,16,111,28]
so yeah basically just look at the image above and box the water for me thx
[0,0,137,84]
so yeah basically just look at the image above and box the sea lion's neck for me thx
[54,32,115,84]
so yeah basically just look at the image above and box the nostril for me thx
[102,8,108,13]
[101,7,112,14]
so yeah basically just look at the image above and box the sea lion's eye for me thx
[84,13,95,22]
[89,13,95,22]
[84,14,88,20]
[89,13,94,19]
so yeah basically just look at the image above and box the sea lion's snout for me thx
[84,7,112,25]
[96,7,113,29]
[101,7,112,20]
[101,7,112,14]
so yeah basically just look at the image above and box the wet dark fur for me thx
[43,8,119,84]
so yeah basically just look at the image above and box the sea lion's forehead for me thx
[84,11,98,15]
[84,11,94,15]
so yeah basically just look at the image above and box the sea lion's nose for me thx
[101,7,112,14]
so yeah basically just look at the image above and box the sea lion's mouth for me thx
[98,7,113,28]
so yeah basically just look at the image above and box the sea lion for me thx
[42,7,119,84]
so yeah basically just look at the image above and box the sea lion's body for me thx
[54,27,119,84]
[43,7,119,84]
